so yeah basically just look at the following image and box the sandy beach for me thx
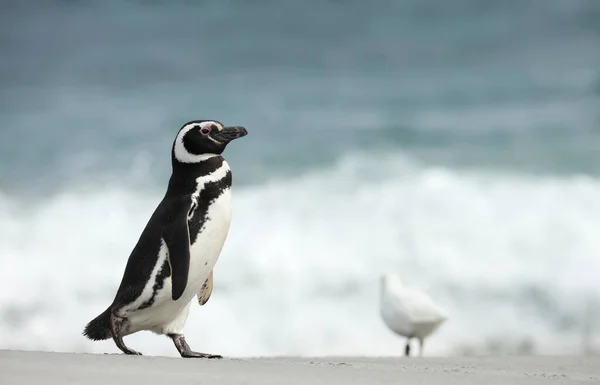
[0,350,598,385]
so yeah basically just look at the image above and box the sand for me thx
[1,350,599,385]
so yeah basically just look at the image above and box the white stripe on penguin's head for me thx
[173,121,222,163]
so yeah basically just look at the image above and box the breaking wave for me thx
[1,151,599,356]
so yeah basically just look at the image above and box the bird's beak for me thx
[211,126,248,143]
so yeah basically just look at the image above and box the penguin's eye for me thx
[200,127,211,135]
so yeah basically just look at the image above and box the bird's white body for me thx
[119,159,232,336]
[380,273,447,356]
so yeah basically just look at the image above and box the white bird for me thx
[380,272,448,357]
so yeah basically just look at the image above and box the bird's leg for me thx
[418,338,424,357]
[109,314,142,355]
[169,334,222,359]
[405,338,411,357]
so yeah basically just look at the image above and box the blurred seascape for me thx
[1,0,600,357]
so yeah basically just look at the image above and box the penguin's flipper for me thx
[197,270,214,306]
[162,198,192,301]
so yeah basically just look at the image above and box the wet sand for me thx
[1,350,599,385]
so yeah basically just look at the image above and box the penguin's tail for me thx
[83,308,112,341]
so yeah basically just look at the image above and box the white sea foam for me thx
[0,151,599,357]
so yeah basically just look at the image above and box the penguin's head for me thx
[173,120,248,163]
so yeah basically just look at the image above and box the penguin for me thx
[83,120,248,358]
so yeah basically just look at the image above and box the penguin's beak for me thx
[211,126,248,143]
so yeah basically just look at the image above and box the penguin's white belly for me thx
[123,189,232,334]
[186,187,232,297]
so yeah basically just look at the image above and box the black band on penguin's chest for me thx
[168,156,229,196]
[187,169,231,244]
[167,156,232,245]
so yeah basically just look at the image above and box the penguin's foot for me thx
[109,313,142,356]
[169,333,222,359]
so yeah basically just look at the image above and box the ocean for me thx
[1,0,599,357]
